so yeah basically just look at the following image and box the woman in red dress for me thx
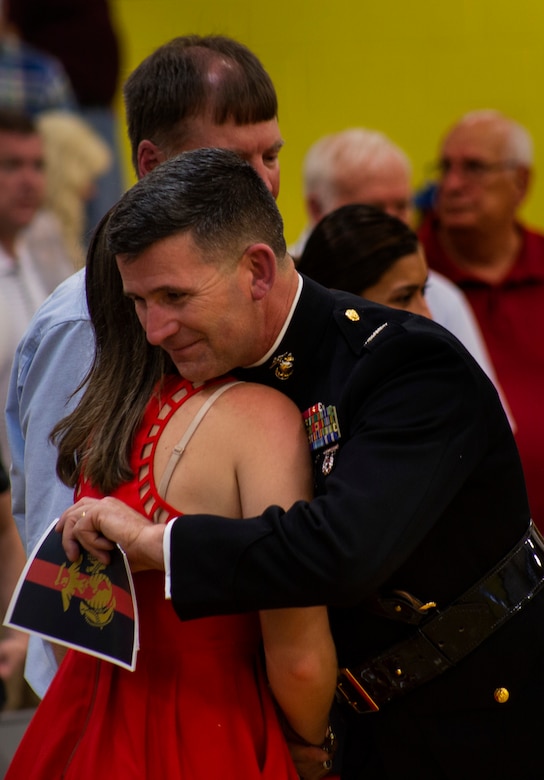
[6,209,337,779]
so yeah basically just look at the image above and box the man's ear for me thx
[243,244,277,300]
[137,140,167,178]
[306,195,325,226]
[514,165,531,205]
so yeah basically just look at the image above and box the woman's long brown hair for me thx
[52,210,175,494]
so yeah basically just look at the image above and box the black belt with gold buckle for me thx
[337,521,544,714]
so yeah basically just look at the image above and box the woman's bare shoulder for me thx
[217,381,302,423]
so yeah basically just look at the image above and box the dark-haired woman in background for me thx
[297,203,515,429]
[297,203,432,318]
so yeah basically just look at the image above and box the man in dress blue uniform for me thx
[61,149,544,780]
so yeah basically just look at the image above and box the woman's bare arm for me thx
[233,384,337,746]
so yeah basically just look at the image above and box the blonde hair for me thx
[37,110,112,267]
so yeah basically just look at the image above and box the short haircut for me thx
[123,34,278,172]
[449,109,533,167]
[0,109,37,135]
[297,203,419,295]
[106,147,286,262]
[303,128,411,211]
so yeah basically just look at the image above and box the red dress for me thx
[7,375,298,780]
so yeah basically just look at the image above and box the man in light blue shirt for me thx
[5,33,284,697]
[5,269,90,695]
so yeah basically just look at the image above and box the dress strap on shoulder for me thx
[156,380,243,502]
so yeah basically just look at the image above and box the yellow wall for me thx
[110,0,544,245]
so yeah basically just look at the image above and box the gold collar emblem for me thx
[270,351,295,380]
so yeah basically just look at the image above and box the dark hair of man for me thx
[0,109,36,135]
[123,34,278,172]
[54,148,287,493]
[297,204,419,295]
[108,147,286,261]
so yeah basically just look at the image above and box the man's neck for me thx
[438,222,521,284]
[248,265,301,367]
[0,232,20,261]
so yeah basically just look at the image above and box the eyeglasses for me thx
[429,159,519,183]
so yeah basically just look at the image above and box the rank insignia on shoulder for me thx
[363,322,388,347]
[270,351,295,380]
[303,402,341,451]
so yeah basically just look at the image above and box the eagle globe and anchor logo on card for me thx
[5,518,139,671]
[303,402,341,475]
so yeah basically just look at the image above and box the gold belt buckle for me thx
[337,668,380,714]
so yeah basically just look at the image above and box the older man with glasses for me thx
[419,109,544,534]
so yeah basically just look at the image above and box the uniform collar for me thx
[246,272,303,367]
[234,275,335,399]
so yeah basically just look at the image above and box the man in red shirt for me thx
[419,109,544,532]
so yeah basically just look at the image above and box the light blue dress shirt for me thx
[5,268,94,697]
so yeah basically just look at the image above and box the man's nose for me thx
[22,165,44,191]
[439,163,467,191]
[144,305,179,345]
[251,159,276,197]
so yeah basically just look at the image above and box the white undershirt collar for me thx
[246,273,303,368]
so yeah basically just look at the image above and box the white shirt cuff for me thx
[163,520,174,599]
